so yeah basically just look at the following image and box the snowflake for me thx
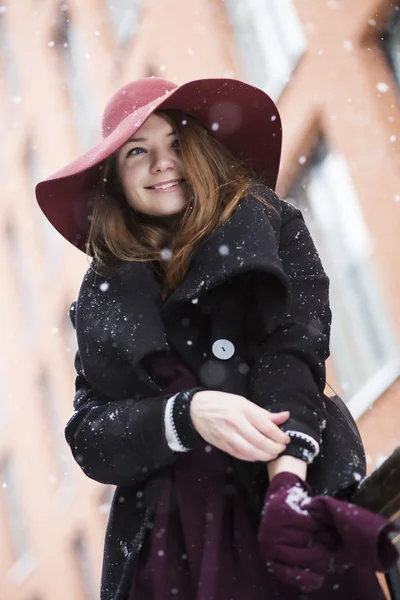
[376,82,389,93]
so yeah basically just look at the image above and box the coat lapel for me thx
[75,193,291,401]
[162,194,289,308]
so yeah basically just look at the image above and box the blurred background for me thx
[0,0,399,598]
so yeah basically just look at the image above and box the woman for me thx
[35,78,397,600]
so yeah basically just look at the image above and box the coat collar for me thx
[162,191,286,307]
[75,191,290,399]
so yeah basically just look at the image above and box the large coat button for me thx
[212,339,235,360]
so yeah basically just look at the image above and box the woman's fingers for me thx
[245,405,291,445]
[225,429,286,462]
[238,419,288,458]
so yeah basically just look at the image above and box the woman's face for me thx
[115,113,189,218]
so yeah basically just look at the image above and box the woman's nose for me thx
[151,150,175,172]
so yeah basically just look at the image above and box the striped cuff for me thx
[164,387,206,452]
[285,430,320,464]
[165,394,189,452]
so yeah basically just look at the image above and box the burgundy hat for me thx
[35,77,282,252]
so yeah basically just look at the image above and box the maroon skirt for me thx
[128,443,276,600]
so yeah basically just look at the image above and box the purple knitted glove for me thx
[257,472,399,593]
[257,472,334,592]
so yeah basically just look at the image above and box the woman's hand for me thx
[190,390,290,462]
[258,472,332,592]
[258,472,399,592]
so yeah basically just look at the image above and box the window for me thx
[25,138,62,270]
[0,7,19,99]
[1,457,29,558]
[0,456,36,582]
[99,485,115,516]
[0,361,8,428]
[61,303,78,358]
[73,534,98,600]
[224,0,306,100]
[5,219,36,337]
[106,0,143,47]
[381,5,400,89]
[288,139,399,416]
[39,371,75,493]
[55,7,99,149]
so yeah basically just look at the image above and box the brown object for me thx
[352,447,400,519]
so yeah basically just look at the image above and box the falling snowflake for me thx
[376,82,389,93]
[100,282,109,292]
[160,248,172,261]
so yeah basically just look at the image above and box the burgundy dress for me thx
[128,347,275,600]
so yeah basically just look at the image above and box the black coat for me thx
[65,186,365,600]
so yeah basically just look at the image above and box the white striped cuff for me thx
[285,430,320,464]
[164,394,190,452]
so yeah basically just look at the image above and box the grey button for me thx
[212,339,235,360]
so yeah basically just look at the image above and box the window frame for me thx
[287,140,400,416]
[224,0,306,100]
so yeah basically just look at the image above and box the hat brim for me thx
[35,78,282,251]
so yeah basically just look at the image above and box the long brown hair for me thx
[88,109,271,298]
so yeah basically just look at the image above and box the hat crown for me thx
[101,77,178,138]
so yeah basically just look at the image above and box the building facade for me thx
[0,0,399,598]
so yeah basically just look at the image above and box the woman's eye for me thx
[126,147,145,157]
[171,139,180,149]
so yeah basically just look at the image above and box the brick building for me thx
[0,1,399,598]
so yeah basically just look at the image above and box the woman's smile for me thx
[145,178,186,192]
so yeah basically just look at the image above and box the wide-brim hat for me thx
[35,77,282,252]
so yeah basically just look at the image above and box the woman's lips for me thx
[146,179,185,192]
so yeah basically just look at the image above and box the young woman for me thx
[36,77,397,600]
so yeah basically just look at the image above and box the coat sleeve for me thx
[247,200,331,464]
[65,349,205,487]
